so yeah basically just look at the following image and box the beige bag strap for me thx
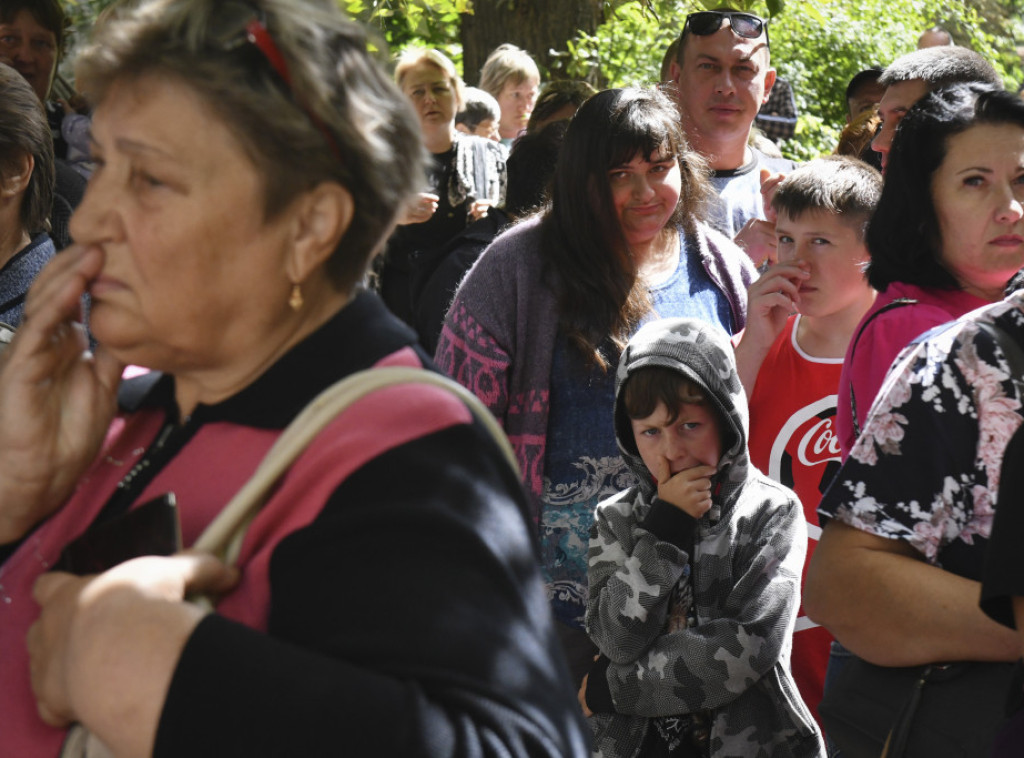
[191,366,517,566]
[60,369,515,758]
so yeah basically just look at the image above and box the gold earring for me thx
[289,283,304,311]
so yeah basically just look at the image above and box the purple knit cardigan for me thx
[435,214,756,524]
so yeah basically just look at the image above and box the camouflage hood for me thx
[590,319,824,758]
[613,317,750,509]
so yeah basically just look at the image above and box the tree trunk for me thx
[460,0,604,85]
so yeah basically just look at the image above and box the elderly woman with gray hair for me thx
[0,2,587,757]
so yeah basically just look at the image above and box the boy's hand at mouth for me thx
[654,459,718,519]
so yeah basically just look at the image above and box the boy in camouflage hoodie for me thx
[580,317,824,757]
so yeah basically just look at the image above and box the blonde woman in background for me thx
[378,47,506,325]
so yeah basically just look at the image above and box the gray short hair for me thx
[76,0,427,291]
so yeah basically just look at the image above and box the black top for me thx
[981,424,1024,628]
[148,289,590,757]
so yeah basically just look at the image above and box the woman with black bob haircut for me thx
[437,86,756,685]
[835,83,1024,458]
[809,81,1024,757]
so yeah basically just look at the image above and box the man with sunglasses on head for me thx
[668,8,794,269]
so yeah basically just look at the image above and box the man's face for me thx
[0,9,57,102]
[672,24,775,152]
[872,78,930,173]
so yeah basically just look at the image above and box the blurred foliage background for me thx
[61,0,1024,161]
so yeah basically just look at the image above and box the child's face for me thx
[775,208,873,320]
[630,400,723,481]
[470,117,500,142]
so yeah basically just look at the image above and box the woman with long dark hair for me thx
[436,86,756,684]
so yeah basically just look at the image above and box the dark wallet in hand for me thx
[52,492,182,575]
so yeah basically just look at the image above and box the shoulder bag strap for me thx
[61,368,516,756]
[192,366,516,566]
[848,298,918,439]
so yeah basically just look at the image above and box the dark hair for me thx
[0,64,54,234]
[0,0,68,60]
[542,87,711,369]
[845,67,883,104]
[455,86,500,130]
[866,83,1024,290]
[77,0,425,293]
[623,366,706,423]
[878,46,1001,90]
[504,120,566,218]
[526,80,596,133]
[772,156,882,240]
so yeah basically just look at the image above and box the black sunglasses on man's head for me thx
[682,11,770,48]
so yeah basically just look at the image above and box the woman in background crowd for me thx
[834,82,1024,459]
[526,79,596,133]
[808,83,1024,758]
[378,47,506,326]
[0,62,55,328]
[437,86,756,685]
[479,42,540,144]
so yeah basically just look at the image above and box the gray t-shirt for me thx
[707,148,795,238]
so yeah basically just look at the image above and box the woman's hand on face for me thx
[0,246,124,543]
[655,459,718,520]
[398,192,439,225]
[27,553,238,752]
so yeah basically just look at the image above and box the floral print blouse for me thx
[818,293,1024,580]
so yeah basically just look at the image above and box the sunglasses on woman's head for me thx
[214,0,343,161]
[682,11,770,48]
